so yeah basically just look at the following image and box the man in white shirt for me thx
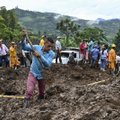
[55,36,62,63]
[0,39,9,68]
[115,55,120,74]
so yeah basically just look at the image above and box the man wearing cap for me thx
[0,39,9,68]
[55,36,62,64]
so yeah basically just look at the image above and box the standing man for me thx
[79,40,87,61]
[55,36,62,64]
[9,42,20,69]
[21,33,55,108]
[108,44,116,76]
[39,35,46,46]
[91,45,100,68]
[0,39,9,68]
[20,34,32,67]
[88,38,94,64]
[100,45,108,71]
[21,39,32,67]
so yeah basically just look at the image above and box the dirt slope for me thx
[0,64,120,120]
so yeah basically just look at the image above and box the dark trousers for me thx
[19,53,32,67]
[115,63,120,74]
[0,55,9,67]
[100,59,107,69]
[25,53,32,64]
[56,51,62,63]
[91,57,98,68]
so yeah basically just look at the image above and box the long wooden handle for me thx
[88,80,106,86]
[26,34,44,68]
[0,95,24,99]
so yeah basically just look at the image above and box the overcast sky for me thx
[0,0,120,20]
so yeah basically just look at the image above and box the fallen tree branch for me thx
[87,75,117,86]
[87,80,107,86]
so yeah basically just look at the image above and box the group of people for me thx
[0,33,63,70]
[0,38,32,69]
[79,39,118,76]
[0,32,57,108]
[0,39,20,69]
[0,33,119,108]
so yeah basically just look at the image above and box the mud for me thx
[0,64,120,120]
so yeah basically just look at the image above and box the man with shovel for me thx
[21,31,55,108]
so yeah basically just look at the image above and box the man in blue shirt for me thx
[21,35,55,108]
[88,38,94,64]
[91,45,100,68]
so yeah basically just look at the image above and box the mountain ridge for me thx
[14,8,120,39]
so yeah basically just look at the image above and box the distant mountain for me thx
[96,18,105,22]
[14,8,120,39]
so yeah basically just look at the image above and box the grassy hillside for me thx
[14,8,120,39]
[98,19,120,38]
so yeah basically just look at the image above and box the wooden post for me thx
[0,95,24,99]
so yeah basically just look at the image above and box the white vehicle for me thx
[53,49,82,64]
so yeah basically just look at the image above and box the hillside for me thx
[14,8,120,39]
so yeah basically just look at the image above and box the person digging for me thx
[21,34,55,108]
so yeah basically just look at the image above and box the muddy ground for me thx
[0,64,120,120]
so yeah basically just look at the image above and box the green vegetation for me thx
[114,29,120,52]
[14,8,120,40]
[56,18,108,47]
[14,8,59,36]
[0,6,21,41]
[56,18,80,47]
[0,7,120,48]
[13,8,120,47]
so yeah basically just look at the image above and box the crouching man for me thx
[68,52,76,64]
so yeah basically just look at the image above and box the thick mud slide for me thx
[0,64,120,120]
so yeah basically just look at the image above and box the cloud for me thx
[0,0,120,20]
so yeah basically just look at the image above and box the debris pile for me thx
[0,64,120,120]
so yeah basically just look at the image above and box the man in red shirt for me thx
[80,40,87,60]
